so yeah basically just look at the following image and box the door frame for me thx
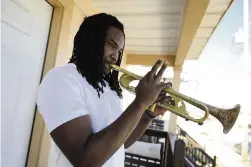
[26,0,69,166]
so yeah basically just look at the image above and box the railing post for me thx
[213,156,217,167]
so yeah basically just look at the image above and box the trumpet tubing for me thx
[111,64,241,134]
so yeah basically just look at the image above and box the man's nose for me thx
[110,53,118,63]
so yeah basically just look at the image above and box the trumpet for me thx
[111,64,241,134]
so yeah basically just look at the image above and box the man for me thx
[36,13,173,167]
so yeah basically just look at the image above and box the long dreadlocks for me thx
[69,13,124,98]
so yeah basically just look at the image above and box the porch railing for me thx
[184,147,216,167]
[176,125,203,149]
[137,119,218,167]
[176,125,217,167]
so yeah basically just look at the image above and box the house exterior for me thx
[1,0,237,166]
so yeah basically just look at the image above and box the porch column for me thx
[168,65,182,134]
[242,0,250,162]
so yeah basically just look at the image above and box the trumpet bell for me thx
[208,104,241,134]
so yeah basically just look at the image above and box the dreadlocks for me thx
[69,13,124,98]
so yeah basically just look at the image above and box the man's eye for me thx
[108,41,115,48]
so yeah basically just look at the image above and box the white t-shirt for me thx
[36,63,125,167]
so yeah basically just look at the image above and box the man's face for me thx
[103,26,125,74]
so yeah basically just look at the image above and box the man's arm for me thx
[51,99,147,167]
[124,111,153,149]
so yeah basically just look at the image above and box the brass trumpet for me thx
[111,64,241,134]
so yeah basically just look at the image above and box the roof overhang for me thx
[89,0,234,67]
[175,0,234,67]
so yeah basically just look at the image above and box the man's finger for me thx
[165,82,172,89]
[160,90,166,95]
[155,94,166,102]
[171,100,175,106]
[161,96,172,104]
[158,82,171,90]
[149,59,163,78]
[155,62,168,80]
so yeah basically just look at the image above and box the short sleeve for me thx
[36,69,89,133]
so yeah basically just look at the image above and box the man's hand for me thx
[135,60,169,109]
[147,82,175,118]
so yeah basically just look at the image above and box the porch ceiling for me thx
[93,0,185,56]
[92,0,234,67]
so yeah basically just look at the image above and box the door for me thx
[1,0,53,166]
